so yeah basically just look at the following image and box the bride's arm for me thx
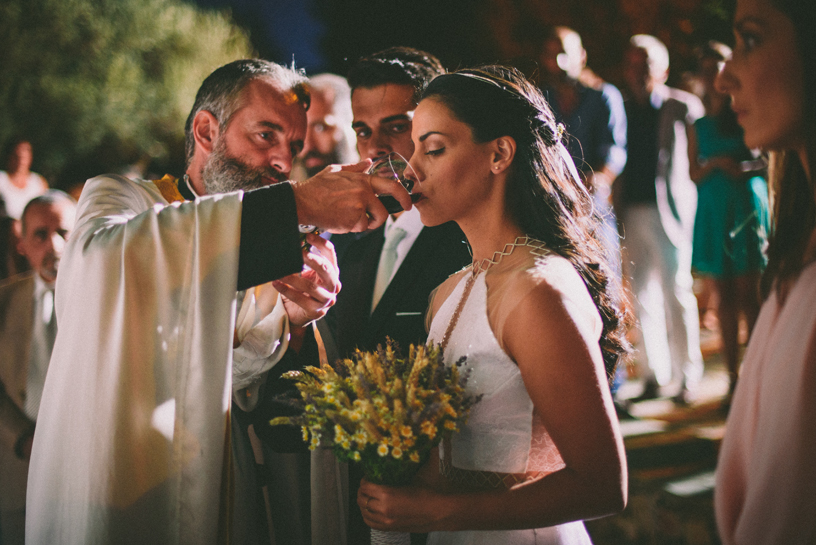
[359,275,627,532]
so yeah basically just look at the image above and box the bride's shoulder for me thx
[526,254,586,293]
[504,253,598,322]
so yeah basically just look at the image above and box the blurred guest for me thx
[0,215,30,282]
[298,73,361,263]
[538,26,629,410]
[539,26,627,238]
[616,35,705,404]
[0,140,48,282]
[324,46,472,545]
[714,0,816,543]
[299,73,358,178]
[0,140,48,221]
[688,41,769,399]
[0,191,76,545]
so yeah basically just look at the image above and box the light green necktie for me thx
[371,226,407,313]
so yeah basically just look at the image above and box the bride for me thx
[357,65,629,543]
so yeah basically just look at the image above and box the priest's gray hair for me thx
[184,59,310,165]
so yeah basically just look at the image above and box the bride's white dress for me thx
[426,247,597,544]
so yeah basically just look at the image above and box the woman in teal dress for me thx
[688,42,770,397]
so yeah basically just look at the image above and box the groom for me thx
[325,46,472,545]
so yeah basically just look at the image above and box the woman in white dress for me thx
[358,65,630,543]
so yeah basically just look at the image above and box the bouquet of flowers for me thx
[270,339,480,486]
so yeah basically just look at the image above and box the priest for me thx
[25,59,411,544]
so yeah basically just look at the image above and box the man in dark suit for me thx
[325,47,472,544]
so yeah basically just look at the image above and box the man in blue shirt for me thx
[539,26,630,407]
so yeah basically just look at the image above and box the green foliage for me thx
[0,0,253,184]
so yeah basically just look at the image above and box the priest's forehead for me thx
[226,77,308,139]
[226,75,310,125]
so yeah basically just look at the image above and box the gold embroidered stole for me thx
[151,174,186,204]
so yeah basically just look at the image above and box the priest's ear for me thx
[191,110,221,156]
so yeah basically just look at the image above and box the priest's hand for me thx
[272,233,341,328]
[291,160,412,233]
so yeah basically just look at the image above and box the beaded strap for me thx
[439,236,549,351]
[471,236,549,275]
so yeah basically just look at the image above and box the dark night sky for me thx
[189,0,502,77]
[188,0,734,88]
[191,0,327,70]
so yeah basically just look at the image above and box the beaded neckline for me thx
[470,236,549,276]
[441,236,548,351]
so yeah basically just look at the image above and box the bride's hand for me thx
[358,478,447,533]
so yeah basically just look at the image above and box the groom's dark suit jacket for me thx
[326,220,471,360]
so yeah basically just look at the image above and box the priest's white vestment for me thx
[27,173,260,544]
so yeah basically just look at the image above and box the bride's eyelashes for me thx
[425,147,445,156]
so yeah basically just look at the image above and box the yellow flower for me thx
[377,444,389,457]
[444,420,457,431]
[341,439,351,450]
[400,425,413,438]
[352,451,361,462]
[301,426,309,442]
[410,452,420,463]
[421,421,437,438]
[392,447,403,459]
[403,437,416,448]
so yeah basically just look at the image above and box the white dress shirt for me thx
[370,207,424,313]
[25,275,56,420]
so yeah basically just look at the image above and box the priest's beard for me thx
[201,137,287,194]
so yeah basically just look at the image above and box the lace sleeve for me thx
[486,252,601,356]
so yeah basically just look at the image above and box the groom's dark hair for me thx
[347,47,445,103]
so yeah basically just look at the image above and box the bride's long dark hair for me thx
[422,65,631,377]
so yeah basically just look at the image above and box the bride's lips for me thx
[410,193,426,204]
